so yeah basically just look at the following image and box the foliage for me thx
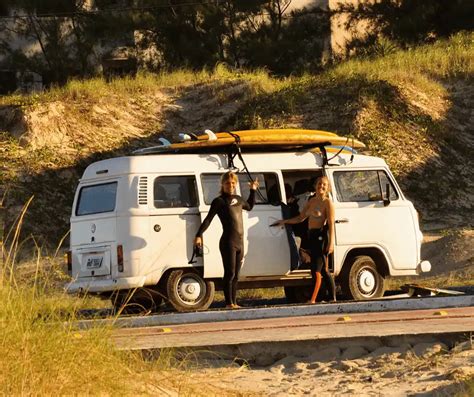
[335,0,474,54]
[0,0,332,85]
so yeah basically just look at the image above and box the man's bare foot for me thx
[225,304,234,309]
[231,304,242,309]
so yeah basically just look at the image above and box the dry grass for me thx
[1,201,228,396]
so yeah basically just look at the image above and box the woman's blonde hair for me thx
[220,171,238,194]
[315,176,331,199]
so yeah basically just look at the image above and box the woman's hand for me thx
[194,236,202,248]
[326,242,334,255]
[249,178,259,191]
[270,219,285,227]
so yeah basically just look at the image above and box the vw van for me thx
[66,146,431,312]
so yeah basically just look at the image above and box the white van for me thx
[66,147,431,311]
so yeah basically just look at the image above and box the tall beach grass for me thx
[0,199,193,395]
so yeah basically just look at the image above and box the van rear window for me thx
[76,182,117,216]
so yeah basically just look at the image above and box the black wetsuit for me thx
[308,227,336,301]
[196,190,256,305]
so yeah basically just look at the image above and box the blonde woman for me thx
[272,176,336,303]
[194,171,259,309]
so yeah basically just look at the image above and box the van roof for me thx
[81,151,388,181]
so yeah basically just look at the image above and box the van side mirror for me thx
[383,183,391,207]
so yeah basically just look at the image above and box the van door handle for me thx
[335,218,349,224]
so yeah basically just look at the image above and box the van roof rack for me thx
[132,142,332,164]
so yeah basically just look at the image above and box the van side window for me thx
[201,173,281,205]
[239,173,281,205]
[154,176,198,208]
[334,170,398,202]
[201,174,222,205]
[76,182,117,216]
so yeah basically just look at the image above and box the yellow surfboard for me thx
[134,129,364,154]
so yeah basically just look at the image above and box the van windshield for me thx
[76,182,117,216]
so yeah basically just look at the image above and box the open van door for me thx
[240,173,292,277]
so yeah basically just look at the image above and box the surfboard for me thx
[133,129,364,155]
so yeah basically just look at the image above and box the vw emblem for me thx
[91,223,96,233]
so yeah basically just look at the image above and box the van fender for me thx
[147,264,205,287]
[338,245,392,279]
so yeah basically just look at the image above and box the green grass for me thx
[0,64,286,109]
[328,31,473,83]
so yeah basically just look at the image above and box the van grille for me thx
[138,176,148,205]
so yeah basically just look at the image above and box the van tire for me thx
[342,255,385,300]
[166,269,215,312]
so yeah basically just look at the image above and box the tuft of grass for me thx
[0,200,198,395]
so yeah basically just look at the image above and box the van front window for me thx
[334,171,398,202]
[76,182,117,216]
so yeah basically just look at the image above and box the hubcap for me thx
[177,276,203,302]
[358,268,376,295]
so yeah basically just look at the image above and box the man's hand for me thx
[194,236,202,248]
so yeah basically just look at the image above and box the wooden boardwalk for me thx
[112,305,474,350]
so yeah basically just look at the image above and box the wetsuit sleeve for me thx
[242,189,256,211]
[195,197,221,237]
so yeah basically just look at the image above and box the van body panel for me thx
[68,150,429,298]
[116,215,149,277]
[70,215,117,246]
[148,210,201,269]
[327,168,419,273]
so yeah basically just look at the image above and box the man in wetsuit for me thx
[194,171,259,309]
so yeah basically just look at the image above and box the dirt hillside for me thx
[0,37,472,248]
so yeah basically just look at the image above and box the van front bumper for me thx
[417,260,431,274]
[65,275,147,294]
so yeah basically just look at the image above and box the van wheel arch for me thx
[340,249,388,300]
[163,268,215,312]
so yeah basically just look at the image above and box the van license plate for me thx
[86,256,103,269]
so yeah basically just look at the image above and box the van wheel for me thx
[111,288,163,315]
[342,256,385,300]
[284,285,313,304]
[166,269,215,312]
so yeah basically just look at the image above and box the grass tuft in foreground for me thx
[0,200,192,395]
